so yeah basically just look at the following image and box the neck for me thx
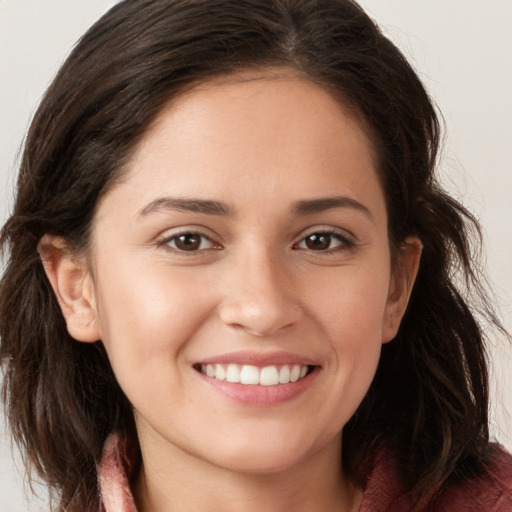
[134,434,361,512]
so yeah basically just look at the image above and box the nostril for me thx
[218,300,301,339]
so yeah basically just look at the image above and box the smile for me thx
[198,363,311,386]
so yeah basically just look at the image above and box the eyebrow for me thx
[292,196,373,220]
[138,194,372,220]
[139,197,235,217]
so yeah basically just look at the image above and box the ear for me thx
[38,234,100,343]
[382,237,422,343]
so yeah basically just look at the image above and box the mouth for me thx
[193,363,314,386]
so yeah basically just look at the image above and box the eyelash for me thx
[158,229,220,255]
[293,229,355,254]
[157,228,355,255]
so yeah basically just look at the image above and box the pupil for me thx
[306,234,330,251]
[176,234,200,251]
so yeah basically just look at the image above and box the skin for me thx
[40,68,421,512]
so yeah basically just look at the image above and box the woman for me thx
[1,0,511,510]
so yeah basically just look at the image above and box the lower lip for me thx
[196,368,318,406]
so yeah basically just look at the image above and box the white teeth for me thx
[240,365,260,385]
[260,366,279,386]
[225,364,241,383]
[278,365,290,384]
[289,365,301,382]
[214,364,226,381]
[201,363,310,386]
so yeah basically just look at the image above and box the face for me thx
[48,69,419,476]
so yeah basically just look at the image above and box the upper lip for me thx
[195,350,318,367]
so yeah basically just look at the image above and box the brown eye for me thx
[295,230,352,253]
[165,232,216,252]
[174,234,201,251]
[304,233,332,251]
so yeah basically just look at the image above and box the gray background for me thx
[1,1,511,510]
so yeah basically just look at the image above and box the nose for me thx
[218,247,302,338]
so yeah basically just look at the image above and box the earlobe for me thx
[382,237,422,343]
[38,234,100,343]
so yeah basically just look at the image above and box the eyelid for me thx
[293,226,356,252]
[296,225,355,241]
[157,226,222,253]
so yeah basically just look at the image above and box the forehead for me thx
[95,68,385,226]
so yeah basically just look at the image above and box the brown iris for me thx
[174,233,202,251]
[304,233,332,251]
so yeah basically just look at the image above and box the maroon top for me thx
[98,434,512,511]
[360,448,512,511]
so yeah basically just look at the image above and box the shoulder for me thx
[359,444,512,512]
[431,445,512,511]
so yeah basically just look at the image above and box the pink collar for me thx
[97,434,512,512]
[98,434,138,512]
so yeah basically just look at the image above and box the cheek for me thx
[93,261,215,383]
[308,257,391,400]
[311,259,392,339]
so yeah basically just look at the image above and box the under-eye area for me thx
[193,363,316,386]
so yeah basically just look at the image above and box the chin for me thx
[219,451,306,475]
[204,432,324,475]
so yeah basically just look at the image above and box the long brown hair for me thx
[0,0,502,509]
